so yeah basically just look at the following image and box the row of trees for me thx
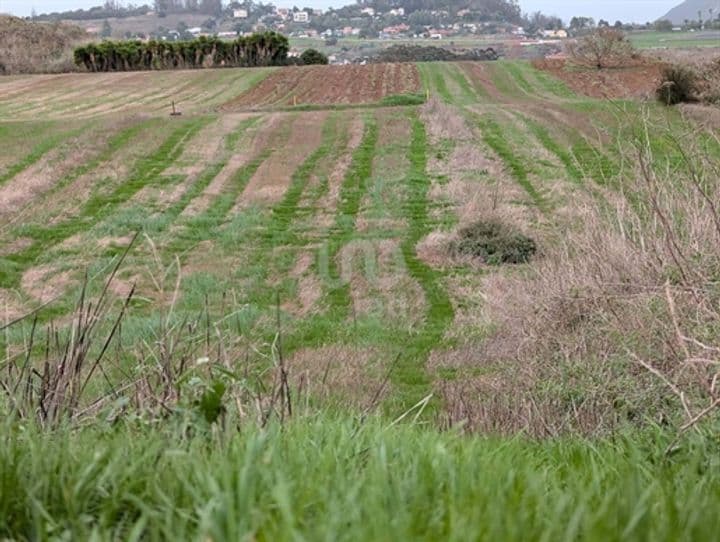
[73,32,290,71]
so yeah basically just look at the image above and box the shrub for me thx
[379,93,426,106]
[300,48,329,65]
[452,220,536,264]
[566,28,635,69]
[656,65,698,105]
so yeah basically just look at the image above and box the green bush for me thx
[300,48,329,65]
[379,93,426,106]
[452,220,537,264]
[656,65,697,106]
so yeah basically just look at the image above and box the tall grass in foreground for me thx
[2,415,720,541]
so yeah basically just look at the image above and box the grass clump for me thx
[379,93,426,107]
[453,219,536,264]
[656,65,697,106]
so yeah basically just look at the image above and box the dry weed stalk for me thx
[0,235,302,429]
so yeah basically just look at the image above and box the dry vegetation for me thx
[0,15,87,74]
[439,114,720,437]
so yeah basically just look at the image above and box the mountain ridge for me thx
[659,0,720,24]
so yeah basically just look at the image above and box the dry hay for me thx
[343,239,426,326]
[288,345,387,408]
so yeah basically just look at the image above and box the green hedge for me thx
[74,32,290,71]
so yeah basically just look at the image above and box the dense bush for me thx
[452,220,536,264]
[300,48,329,65]
[73,32,290,72]
[656,65,698,105]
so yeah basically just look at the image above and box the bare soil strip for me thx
[182,113,286,217]
[240,111,328,206]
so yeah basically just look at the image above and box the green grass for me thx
[394,114,454,409]
[324,116,378,313]
[628,30,720,49]
[0,117,210,288]
[2,416,720,541]
[0,124,89,187]
[418,62,453,103]
[474,114,546,209]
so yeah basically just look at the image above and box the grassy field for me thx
[1,59,720,539]
[628,29,720,48]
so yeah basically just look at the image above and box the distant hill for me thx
[659,0,720,24]
[0,16,87,74]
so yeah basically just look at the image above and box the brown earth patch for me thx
[533,58,663,99]
[240,111,327,206]
[285,251,322,316]
[420,98,473,142]
[222,63,420,110]
[21,264,75,304]
[458,61,504,101]
[97,234,136,250]
[0,237,32,256]
[0,288,25,322]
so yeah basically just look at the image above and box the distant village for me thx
[149,4,570,43]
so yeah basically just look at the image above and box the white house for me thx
[293,11,309,23]
[360,7,375,16]
[233,9,248,18]
[389,7,405,16]
[540,29,568,39]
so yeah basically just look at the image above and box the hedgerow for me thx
[74,32,290,72]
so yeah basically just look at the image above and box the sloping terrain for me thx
[2,58,712,432]
[3,56,720,540]
[659,0,720,23]
[0,15,87,74]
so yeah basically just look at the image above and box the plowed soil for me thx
[533,58,663,99]
[222,63,420,110]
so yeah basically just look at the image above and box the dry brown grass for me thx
[288,345,388,409]
[436,114,720,437]
[0,16,87,74]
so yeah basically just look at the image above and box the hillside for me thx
[659,0,720,23]
[0,16,87,74]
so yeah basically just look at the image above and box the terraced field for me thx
[0,60,710,422]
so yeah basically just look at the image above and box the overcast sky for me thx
[0,0,684,23]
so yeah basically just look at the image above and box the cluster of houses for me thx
[95,3,572,46]
[225,4,571,42]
